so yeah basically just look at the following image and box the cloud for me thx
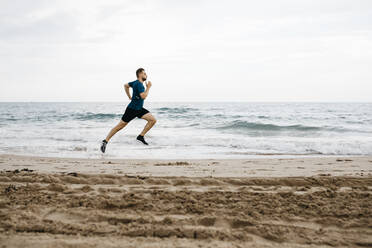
[0,0,372,101]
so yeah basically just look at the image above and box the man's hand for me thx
[140,81,152,99]
[129,96,132,100]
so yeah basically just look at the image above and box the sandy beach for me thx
[2,0,372,246]
[0,154,371,247]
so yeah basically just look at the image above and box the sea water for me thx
[0,102,371,159]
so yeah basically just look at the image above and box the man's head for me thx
[136,68,147,82]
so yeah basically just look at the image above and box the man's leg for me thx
[101,120,128,153]
[139,113,157,136]
[136,113,156,145]
[105,120,128,142]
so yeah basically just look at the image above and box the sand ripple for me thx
[0,170,371,247]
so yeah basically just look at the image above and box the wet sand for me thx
[1,154,372,177]
[0,154,371,247]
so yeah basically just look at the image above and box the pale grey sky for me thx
[1,0,372,102]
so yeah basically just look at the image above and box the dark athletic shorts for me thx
[121,106,149,123]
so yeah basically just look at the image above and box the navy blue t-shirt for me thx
[127,80,145,110]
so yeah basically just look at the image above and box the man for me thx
[100,68,157,153]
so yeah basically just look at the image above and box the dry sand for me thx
[0,154,371,247]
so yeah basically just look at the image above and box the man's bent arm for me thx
[124,83,131,100]
[140,85,151,99]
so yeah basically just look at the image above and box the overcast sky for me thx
[1,0,371,102]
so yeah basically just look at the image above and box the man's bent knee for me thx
[116,121,127,130]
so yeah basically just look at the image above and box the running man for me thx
[100,68,157,153]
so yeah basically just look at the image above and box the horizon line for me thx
[0,101,371,103]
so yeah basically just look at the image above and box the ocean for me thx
[0,102,371,159]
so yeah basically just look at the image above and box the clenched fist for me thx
[146,81,152,88]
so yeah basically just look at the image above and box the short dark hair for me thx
[136,68,144,78]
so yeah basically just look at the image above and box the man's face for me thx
[140,71,147,81]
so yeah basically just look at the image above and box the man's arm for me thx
[140,81,152,99]
[124,83,131,100]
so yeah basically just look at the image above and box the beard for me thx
[141,77,147,81]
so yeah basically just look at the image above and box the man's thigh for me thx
[116,120,128,128]
[140,112,156,121]
[118,120,128,127]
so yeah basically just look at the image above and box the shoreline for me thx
[1,154,371,177]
